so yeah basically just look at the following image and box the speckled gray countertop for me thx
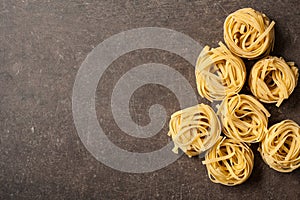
[1,0,299,199]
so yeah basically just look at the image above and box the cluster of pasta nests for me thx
[168,8,299,186]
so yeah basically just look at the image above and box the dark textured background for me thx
[1,0,300,199]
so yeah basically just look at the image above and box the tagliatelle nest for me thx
[249,56,299,107]
[224,8,275,59]
[168,104,221,157]
[259,120,300,173]
[202,137,254,186]
[195,42,246,102]
[218,94,270,143]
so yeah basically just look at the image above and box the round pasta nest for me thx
[168,104,221,157]
[224,8,275,59]
[195,42,246,102]
[218,94,270,143]
[249,56,299,107]
[202,137,254,186]
[259,120,300,173]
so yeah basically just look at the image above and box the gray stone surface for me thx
[1,0,299,199]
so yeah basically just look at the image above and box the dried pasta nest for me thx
[249,56,299,107]
[224,8,275,59]
[202,137,254,186]
[218,94,270,143]
[259,120,300,172]
[195,42,246,102]
[168,104,221,157]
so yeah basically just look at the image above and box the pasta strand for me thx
[218,94,270,143]
[259,120,300,172]
[168,104,221,157]
[249,56,298,107]
[224,8,275,59]
[195,42,246,101]
[203,137,254,186]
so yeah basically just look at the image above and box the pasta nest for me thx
[218,94,270,143]
[249,56,298,107]
[168,104,221,157]
[259,120,300,173]
[224,8,275,59]
[202,137,254,186]
[195,42,246,102]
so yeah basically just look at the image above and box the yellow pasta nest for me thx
[168,104,221,157]
[224,8,275,59]
[259,120,300,173]
[202,137,254,186]
[218,94,270,143]
[195,42,246,102]
[249,56,299,107]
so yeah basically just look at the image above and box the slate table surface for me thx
[1,0,299,199]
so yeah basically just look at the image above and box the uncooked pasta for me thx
[259,120,300,173]
[168,104,221,157]
[224,8,275,59]
[218,94,270,143]
[166,7,299,185]
[202,137,254,186]
[249,56,298,107]
[195,42,246,102]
